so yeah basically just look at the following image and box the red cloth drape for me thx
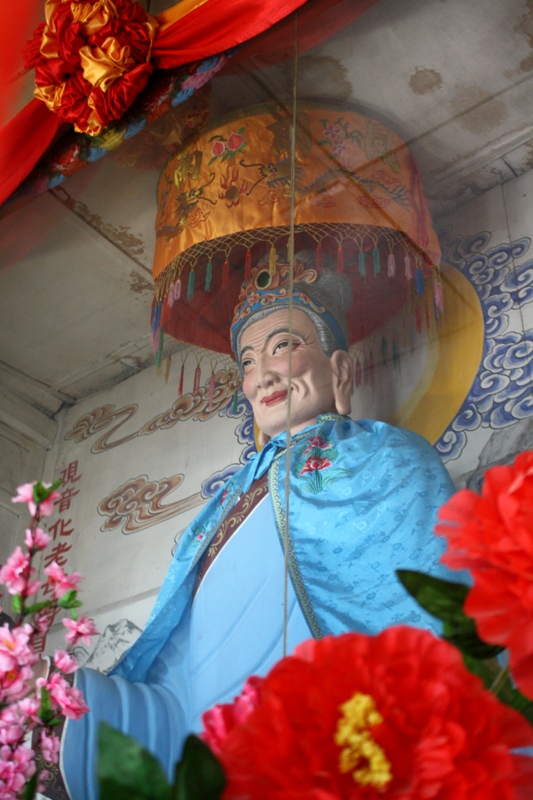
[0,101,65,209]
[152,0,309,69]
[0,0,308,208]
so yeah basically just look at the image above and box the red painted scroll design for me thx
[64,368,240,453]
[97,474,204,534]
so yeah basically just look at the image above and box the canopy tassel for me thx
[232,388,239,414]
[222,258,230,287]
[358,251,366,279]
[269,246,277,276]
[244,249,252,280]
[208,374,215,411]
[404,254,412,280]
[178,363,185,397]
[193,364,201,393]
[381,336,387,366]
[433,278,444,313]
[387,253,396,277]
[155,328,164,369]
[372,247,380,276]
[336,245,344,274]
[187,268,195,301]
[415,267,424,295]
[205,260,213,292]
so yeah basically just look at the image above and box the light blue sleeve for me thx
[62,607,193,800]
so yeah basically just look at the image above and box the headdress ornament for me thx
[230,257,349,357]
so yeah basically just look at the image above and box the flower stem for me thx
[490,665,509,696]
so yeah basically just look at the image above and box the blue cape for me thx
[112,415,455,683]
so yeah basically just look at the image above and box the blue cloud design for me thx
[435,231,533,462]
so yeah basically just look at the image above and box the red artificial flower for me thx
[205,627,533,800]
[436,451,533,700]
[300,456,332,475]
[202,676,262,757]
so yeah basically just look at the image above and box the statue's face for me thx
[239,308,337,438]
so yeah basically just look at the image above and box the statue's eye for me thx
[273,339,289,353]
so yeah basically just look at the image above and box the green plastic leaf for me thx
[11,594,22,614]
[24,600,53,615]
[504,687,533,726]
[97,722,172,800]
[33,479,62,505]
[463,654,533,726]
[22,773,37,800]
[173,735,226,800]
[58,590,82,609]
[443,626,504,660]
[396,570,504,659]
[38,686,55,725]
[396,570,470,621]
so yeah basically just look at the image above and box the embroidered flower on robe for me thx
[300,456,332,475]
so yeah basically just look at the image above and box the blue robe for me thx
[62,415,459,798]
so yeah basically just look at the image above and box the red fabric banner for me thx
[152,0,309,69]
[0,101,64,209]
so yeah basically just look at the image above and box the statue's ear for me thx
[330,350,353,416]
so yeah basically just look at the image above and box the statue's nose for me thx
[255,354,278,388]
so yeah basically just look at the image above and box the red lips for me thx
[261,390,288,406]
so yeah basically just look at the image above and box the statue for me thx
[57,252,461,799]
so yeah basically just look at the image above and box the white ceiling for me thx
[0,0,532,441]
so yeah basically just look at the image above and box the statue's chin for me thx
[260,415,321,442]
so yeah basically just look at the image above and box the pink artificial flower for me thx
[17,697,40,723]
[47,673,89,720]
[37,487,61,517]
[24,528,51,551]
[12,482,60,517]
[0,708,24,746]
[0,624,37,673]
[40,732,60,765]
[53,650,78,674]
[44,562,82,600]
[62,616,98,647]
[12,743,35,779]
[0,548,31,595]
[0,665,34,704]
[11,484,36,516]
[0,742,35,796]
[201,676,262,757]
[37,769,51,794]
[25,579,41,597]
[35,613,51,636]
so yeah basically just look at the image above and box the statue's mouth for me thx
[261,390,288,407]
